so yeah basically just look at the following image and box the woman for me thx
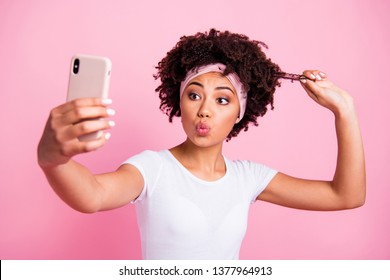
[37,29,366,259]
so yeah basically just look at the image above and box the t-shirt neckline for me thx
[163,149,229,185]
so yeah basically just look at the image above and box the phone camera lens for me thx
[73,58,80,74]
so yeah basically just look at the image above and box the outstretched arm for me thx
[38,98,143,213]
[258,70,366,210]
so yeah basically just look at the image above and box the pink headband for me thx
[180,63,247,121]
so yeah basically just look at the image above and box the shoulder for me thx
[121,150,166,180]
[226,157,276,174]
[226,157,278,186]
[122,150,165,165]
[120,150,167,202]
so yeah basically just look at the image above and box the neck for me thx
[169,138,226,180]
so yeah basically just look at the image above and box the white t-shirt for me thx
[122,150,277,259]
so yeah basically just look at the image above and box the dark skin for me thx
[154,29,281,140]
[37,69,365,213]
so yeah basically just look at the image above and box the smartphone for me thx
[66,54,112,141]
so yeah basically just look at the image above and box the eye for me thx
[216,97,229,105]
[188,92,200,100]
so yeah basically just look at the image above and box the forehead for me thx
[189,72,233,86]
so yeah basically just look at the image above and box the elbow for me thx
[76,202,101,213]
[345,197,365,209]
[355,192,366,208]
[341,188,366,210]
[332,179,366,210]
[353,182,367,208]
[355,193,366,208]
[77,207,99,214]
[60,190,103,214]
[66,200,101,214]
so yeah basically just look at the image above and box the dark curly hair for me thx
[154,28,282,141]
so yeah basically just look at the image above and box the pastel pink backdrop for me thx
[1,0,389,259]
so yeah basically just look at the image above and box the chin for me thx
[187,135,224,148]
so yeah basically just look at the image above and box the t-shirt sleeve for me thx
[239,160,278,203]
[121,150,162,203]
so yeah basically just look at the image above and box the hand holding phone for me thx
[38,55,114,169]
[67,54,112,141]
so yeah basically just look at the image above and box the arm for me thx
[37,98,143,213]
[258,70,366,210]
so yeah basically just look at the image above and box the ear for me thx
[235,116,240,124]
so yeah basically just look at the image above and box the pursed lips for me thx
[195,122,210,136]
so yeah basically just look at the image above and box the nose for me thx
[198,99,212,118]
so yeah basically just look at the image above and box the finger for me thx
[84,132,112,152]
[300,76,325,102]
[61,132,111,157]
[62,106,116,125]
[52,97,112,116]
[300,70,329,93]
[301,84,320,102]
[65,119,115,141]
[301,70,327,81]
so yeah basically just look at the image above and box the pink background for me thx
[1,0,389,259]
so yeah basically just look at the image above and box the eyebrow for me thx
[187,81,235,94]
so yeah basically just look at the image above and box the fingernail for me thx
[316,74,322,80]
[104,132,111,140]
[102,99,112,105]
[300,78,307,83]
[108,120,115,127]
[310,74,316,80]
[319,72,326,77]
[106,108,116,116]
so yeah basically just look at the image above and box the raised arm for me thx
[258,70,366,210]
[37,98,143,213]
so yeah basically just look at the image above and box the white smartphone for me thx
[66,54,112,141]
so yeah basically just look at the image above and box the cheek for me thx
[179,106,194,130]
[222,117,237,133]
[180,104,191,122]
[219,106,239,124]
[213,112,237,134]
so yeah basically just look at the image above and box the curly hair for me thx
[154,28,281,141]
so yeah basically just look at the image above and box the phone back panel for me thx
[67,54,111,101]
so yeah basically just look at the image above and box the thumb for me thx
[300,78,323,102]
